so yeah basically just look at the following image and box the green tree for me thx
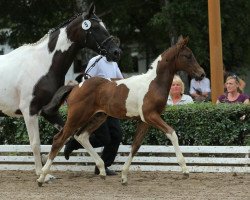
[150,0,250,75]
[0,0,76,48]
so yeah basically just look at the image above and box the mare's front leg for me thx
[22,111,42,175]
[122,121,149,185]
[146,113,189,177]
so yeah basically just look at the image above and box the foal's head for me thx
[68,3,121,62]
[165,36,205,78]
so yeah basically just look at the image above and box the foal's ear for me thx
[86,2,96,18]
[177,35,189,49]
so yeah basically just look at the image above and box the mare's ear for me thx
[86,2,96,18]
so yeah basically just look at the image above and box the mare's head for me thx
[68,3,121,62]
[164,36,205,78]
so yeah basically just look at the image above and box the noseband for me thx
[84,17,115,57]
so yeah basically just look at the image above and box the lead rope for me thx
[83,56,103,80]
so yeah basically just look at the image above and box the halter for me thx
[84,17,115,58]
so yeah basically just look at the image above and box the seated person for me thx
[189,75,211,102]
[217,75,249,104]
[223,65,246,92]
[167,75,193,105]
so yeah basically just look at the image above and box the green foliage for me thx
[1,1,250,74]
[121,103,250,146]
[0,0,75,48]
[0,104,249,146]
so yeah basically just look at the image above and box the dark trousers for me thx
[67,116,122,167]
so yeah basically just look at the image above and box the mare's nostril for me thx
[113,49,122,58]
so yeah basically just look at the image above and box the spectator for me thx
[189,75,211,102]
[223,66,246,92]
[217,75,249,104]
[64,54,123,176]
[167,75,193,105]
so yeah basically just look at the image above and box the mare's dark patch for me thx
[15,109,22,115]
[0,110,8,117]
[48,30,60,52]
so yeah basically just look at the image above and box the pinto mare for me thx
[0,4,121,181]
[37,37,205,186]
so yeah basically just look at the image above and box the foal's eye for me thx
[184,55,192,59]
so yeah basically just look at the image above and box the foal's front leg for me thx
[147,113,189,177]
[122,121,149,185]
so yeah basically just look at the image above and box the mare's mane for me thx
[25,13,84,47]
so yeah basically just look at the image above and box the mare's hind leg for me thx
[146,113,189,177]
[122,121,149,185]
[74,113,108,178]
[41,111,65,131]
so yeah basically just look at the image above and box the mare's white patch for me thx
[54,28,73,53]
[116,55,162,121]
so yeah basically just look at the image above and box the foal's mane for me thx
[164,37,188,61]
[149,37,188,70]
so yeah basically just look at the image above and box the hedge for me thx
[0,103,249,146]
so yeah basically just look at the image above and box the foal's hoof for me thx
[182,173,189,179]
[37,180,43,187]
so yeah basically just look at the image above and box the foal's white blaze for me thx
[116,55,162,122]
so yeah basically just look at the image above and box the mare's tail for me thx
[42,85,74,115]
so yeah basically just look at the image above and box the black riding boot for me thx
[64,137,82,160]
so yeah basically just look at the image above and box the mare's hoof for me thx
[100,175,106,180]
[121,182,128,186]
[183,173,189,179]
[121,179,128,186]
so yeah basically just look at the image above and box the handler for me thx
[64,54,123,176]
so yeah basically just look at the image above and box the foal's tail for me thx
[42,85,74,116]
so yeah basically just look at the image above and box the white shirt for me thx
[167,94,194,106]
[85,55,123,79]
[189,77,211,94]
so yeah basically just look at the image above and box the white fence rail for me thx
[0,145,249,173]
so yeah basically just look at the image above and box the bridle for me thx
[83,17,115,58]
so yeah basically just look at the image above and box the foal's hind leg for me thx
[122,121,149,185]
[146,113,189,177]
[74,113,108,178]
[37,125,77,186]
